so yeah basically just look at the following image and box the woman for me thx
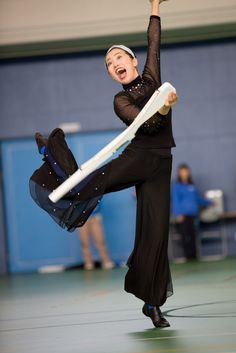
[30,0,178,328]
[172,164,212,260]
[78,203,114,270]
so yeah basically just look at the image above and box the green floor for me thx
[0,258,236,353]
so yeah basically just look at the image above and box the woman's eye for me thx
[117,56,122,59]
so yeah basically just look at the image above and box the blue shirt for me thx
[172,181,211,217]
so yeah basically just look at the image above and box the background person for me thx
[78,204,114,270]
[172,163,212,260]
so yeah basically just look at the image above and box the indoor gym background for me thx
[0,1,236,352]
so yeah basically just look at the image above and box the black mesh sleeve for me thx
[114,93,141,126]
[142,16,161,87]
[141,110,170,135]
[114,93,169,135]
[113,16,168,135]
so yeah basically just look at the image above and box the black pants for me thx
[30,131,173,305]
[30,143,173,306]
[176,216,197,260]
[79,144,173,305]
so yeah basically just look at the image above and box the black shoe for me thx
[35,132,48,154]
[142,304,170,328]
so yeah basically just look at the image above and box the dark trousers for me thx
[80,144,173,305]
[176,216,197,260]
[30,130,173,306]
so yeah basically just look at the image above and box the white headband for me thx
[106,45,136,59]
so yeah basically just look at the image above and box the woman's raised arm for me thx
[149,0,160,17]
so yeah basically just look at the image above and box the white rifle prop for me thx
[49,82,176,203]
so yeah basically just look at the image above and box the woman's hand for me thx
[165,91,178,108]
[158,91,178,115]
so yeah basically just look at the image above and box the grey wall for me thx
[166,40,236,211]
[0,39,236,264]
[0,164,7,274]
[0,53,120,138]
[1,40,236,197]
[1,40,236,198]
[0,40,236,138]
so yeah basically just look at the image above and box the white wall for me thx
[0,0,236,45]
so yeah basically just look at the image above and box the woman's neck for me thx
[122,74,141,90]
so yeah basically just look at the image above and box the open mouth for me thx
[116,68,127,80]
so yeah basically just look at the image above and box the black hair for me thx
[177,163,194,184]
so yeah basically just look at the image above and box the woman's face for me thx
[105,48,138,85]
[179,167,190,183]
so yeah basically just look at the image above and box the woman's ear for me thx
[132,57,138,69]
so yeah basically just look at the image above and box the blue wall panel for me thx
[1,131,135,273]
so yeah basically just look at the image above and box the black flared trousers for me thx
[79,144,173,306]
[30,128,173,306]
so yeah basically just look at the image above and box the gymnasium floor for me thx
[0,258,236,353]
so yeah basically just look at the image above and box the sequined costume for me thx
[30,16,175,306]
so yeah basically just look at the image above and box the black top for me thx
[113,16,176,149]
